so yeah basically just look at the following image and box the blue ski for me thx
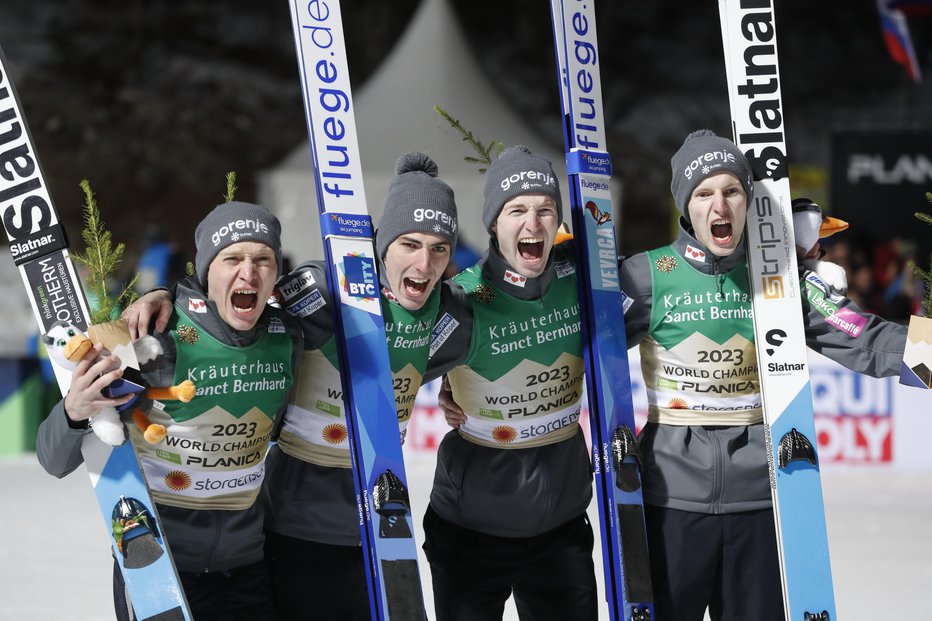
[286,2,427,619]
[548,2,654,620]
[0,44,191,621]
[719,1,835,619]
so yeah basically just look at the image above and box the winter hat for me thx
[194,201,282,287]
[670,130,754,224]
[483,145,562,233]
[376,152,458,259]
[791,198,849,251]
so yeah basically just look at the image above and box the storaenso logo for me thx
[413,207,457,233]
[732,0,788,182]
[210,219,270,246]
[500,170,557,192]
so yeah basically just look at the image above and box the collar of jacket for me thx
[481,237,557,301]
[175,276,267,346]
[673,218,748,276]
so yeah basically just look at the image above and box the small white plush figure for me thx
[43,321,127,445]
[42,320,195,446]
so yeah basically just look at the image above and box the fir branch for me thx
[225,171,237,203]
[434,105,502,174]
[71,180,139,324]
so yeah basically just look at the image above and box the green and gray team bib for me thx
[132,308,294,510]
[448,252,585,449]
[278,288,439,468]
[640,246,762,425]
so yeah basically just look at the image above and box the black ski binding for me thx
[374,470,412,539]
[631,606,652,621]
[611,425,642,492]
[777,428,817,469]
[803,611,830,621]
[111,495,164,568]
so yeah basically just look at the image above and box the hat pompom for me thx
[685,129,716,140]
[502,145,532,157]
[395,151,438,177]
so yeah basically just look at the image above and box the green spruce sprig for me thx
[71,180,139,324]
[224,171,237,202]
[910,191,932,316]
[434,106,503,174]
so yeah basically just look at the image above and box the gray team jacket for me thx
[262,261,361,547]
[425,240,593,538]
[36,278,304,573]
[619,226,907,513]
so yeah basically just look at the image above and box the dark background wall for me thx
[0,0,929,278]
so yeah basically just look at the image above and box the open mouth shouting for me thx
[518,237,545,265]
[403,275,430,299]
[231,289,260,317]
[710,219,733,248]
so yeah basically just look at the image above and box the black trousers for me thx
[423,505,598,621]
[113,558,278,621]
[645,505,785,621]
[264,530,370,621]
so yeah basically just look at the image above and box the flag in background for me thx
[878,0,923,82]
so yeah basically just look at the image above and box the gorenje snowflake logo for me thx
[433,224,444,232]
[702,165,710,175]
[522,182,531,190]
[231,232,241,241]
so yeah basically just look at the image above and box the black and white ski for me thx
[0,44,191,620]
[286,2,426,619]
[719,1,835,619]
[549,2,654,620]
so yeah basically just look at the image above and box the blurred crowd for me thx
[823,234,929,323]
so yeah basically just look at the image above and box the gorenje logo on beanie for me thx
[683,150,738,181]
[499,170,558,193]
[412,207,457,234]
[210,218,272,247]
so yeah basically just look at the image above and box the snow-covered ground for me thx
[2,452,930,620]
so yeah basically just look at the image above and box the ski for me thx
[286,2,426,619]
[0,45,191,620]
[718,1,835,619]
[548,3,654,620]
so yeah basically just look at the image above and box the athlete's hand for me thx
[437,376,466,429]
[63,344,134,422]
[122,289,173,339]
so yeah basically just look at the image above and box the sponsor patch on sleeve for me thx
[555,260,575,278]
[620,290,635,315]
[429,312,459,358]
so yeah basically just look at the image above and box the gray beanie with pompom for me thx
[482,145,561,233]
[375,151,458,259]
[669,129,753,224]
[194,201,282,288]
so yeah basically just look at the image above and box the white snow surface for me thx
[1,452,930,620]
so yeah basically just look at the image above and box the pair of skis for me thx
[286,2,426,619]
[720,0,836,619]
[0,45,191,620]
[549,2,655,621]
[551,1,837,620]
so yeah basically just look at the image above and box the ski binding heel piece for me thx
[631,606,653,621]
[777,427,817,469]
[803,611,830,621]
